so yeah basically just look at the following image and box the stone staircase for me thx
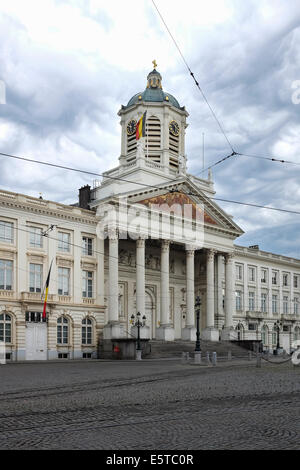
[147,340,251,359]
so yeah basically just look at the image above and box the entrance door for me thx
[25,323,47,360]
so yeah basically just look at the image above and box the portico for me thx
[102,226,238,342]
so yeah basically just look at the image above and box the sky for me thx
[0,0,299,257]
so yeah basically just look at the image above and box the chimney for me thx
[79,185,91,210]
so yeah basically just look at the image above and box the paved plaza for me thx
[0,359,299,450]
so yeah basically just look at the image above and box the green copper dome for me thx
[125,68,182,109]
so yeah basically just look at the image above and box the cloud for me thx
[0,0,299,256]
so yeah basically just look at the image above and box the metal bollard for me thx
[206,351,210,365]
[181,352,186,364]
[256,353,261,368]
[186,352,190,362]
[228,350,232,362]
[212,352,217,366]
[248,350,252,361]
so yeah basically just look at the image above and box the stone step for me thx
[148,340,250,358]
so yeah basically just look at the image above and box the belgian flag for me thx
[136,111,147,140]
[42,261,53,320]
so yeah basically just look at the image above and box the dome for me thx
[125,67,182,109]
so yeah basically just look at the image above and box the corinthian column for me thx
[182,247,196,341]
[103,229,122,339]
[202,249,219,342]
[136,238,145,316]
[156,240,174,341]
[160,240,170,326]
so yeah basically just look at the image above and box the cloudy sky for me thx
[0,0,299,257]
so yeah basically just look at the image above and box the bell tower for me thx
[118,63,189,177]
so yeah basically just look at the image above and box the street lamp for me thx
[274,320,282,355]
[131,312,146,360]
[195,296,201,352]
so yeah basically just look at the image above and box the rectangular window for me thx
[272,295,278,314]
[283,274,288,287]
[58,232,70,253]
[0,221,13,243]
[261,293,267,312]
[248,323,257,331]
[249,292,255,311]
[261,269,267,284]
[29,264,43,293]
[58,267,70,296]
[249,267,255,282]
[272,271,278,285]
[283,296,289,314]
[82,271,93,298]
[294,298,299,315]
[236,264,243,281]
[29,227,43,248]
[0,260,13,290]
[82,237,93,256]
[235,290,242,310]
[294,276,299,289]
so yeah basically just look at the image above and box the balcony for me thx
[58,295,72,304]
[20,292,56,303]
[82,298,95,305]
[0,290,15,299]
[281,314,298,322]
[246,311,268,320]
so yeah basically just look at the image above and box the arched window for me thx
[0,313,12,343]
[261,325,269,347]
[82,317,92,345]
[57,316,69,345]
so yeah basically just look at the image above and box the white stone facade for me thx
[1,67,299,359]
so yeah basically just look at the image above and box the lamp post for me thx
[131,312,146,360]
[195,296,201,352]
[274,320,282,355]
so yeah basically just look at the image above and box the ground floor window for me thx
[82,317,92,345]
[0,313,11,343]
[57,316,69,344]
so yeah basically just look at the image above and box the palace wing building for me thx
[0,67,300,360]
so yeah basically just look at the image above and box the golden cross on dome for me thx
[152,59,157,69]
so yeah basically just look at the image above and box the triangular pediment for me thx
[138,191,218,225]
[127,179,244,237]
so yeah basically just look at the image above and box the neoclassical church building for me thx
[1,66,300,360]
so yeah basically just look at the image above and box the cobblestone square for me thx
[0,359,299,450]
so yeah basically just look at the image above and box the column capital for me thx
[186,249,195,257]
[185,244,196,254]
[161,240,170,252]
[136,238,146,249]
[108,228,118,240]
[206,249,216,262]
[225,252,235,263]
